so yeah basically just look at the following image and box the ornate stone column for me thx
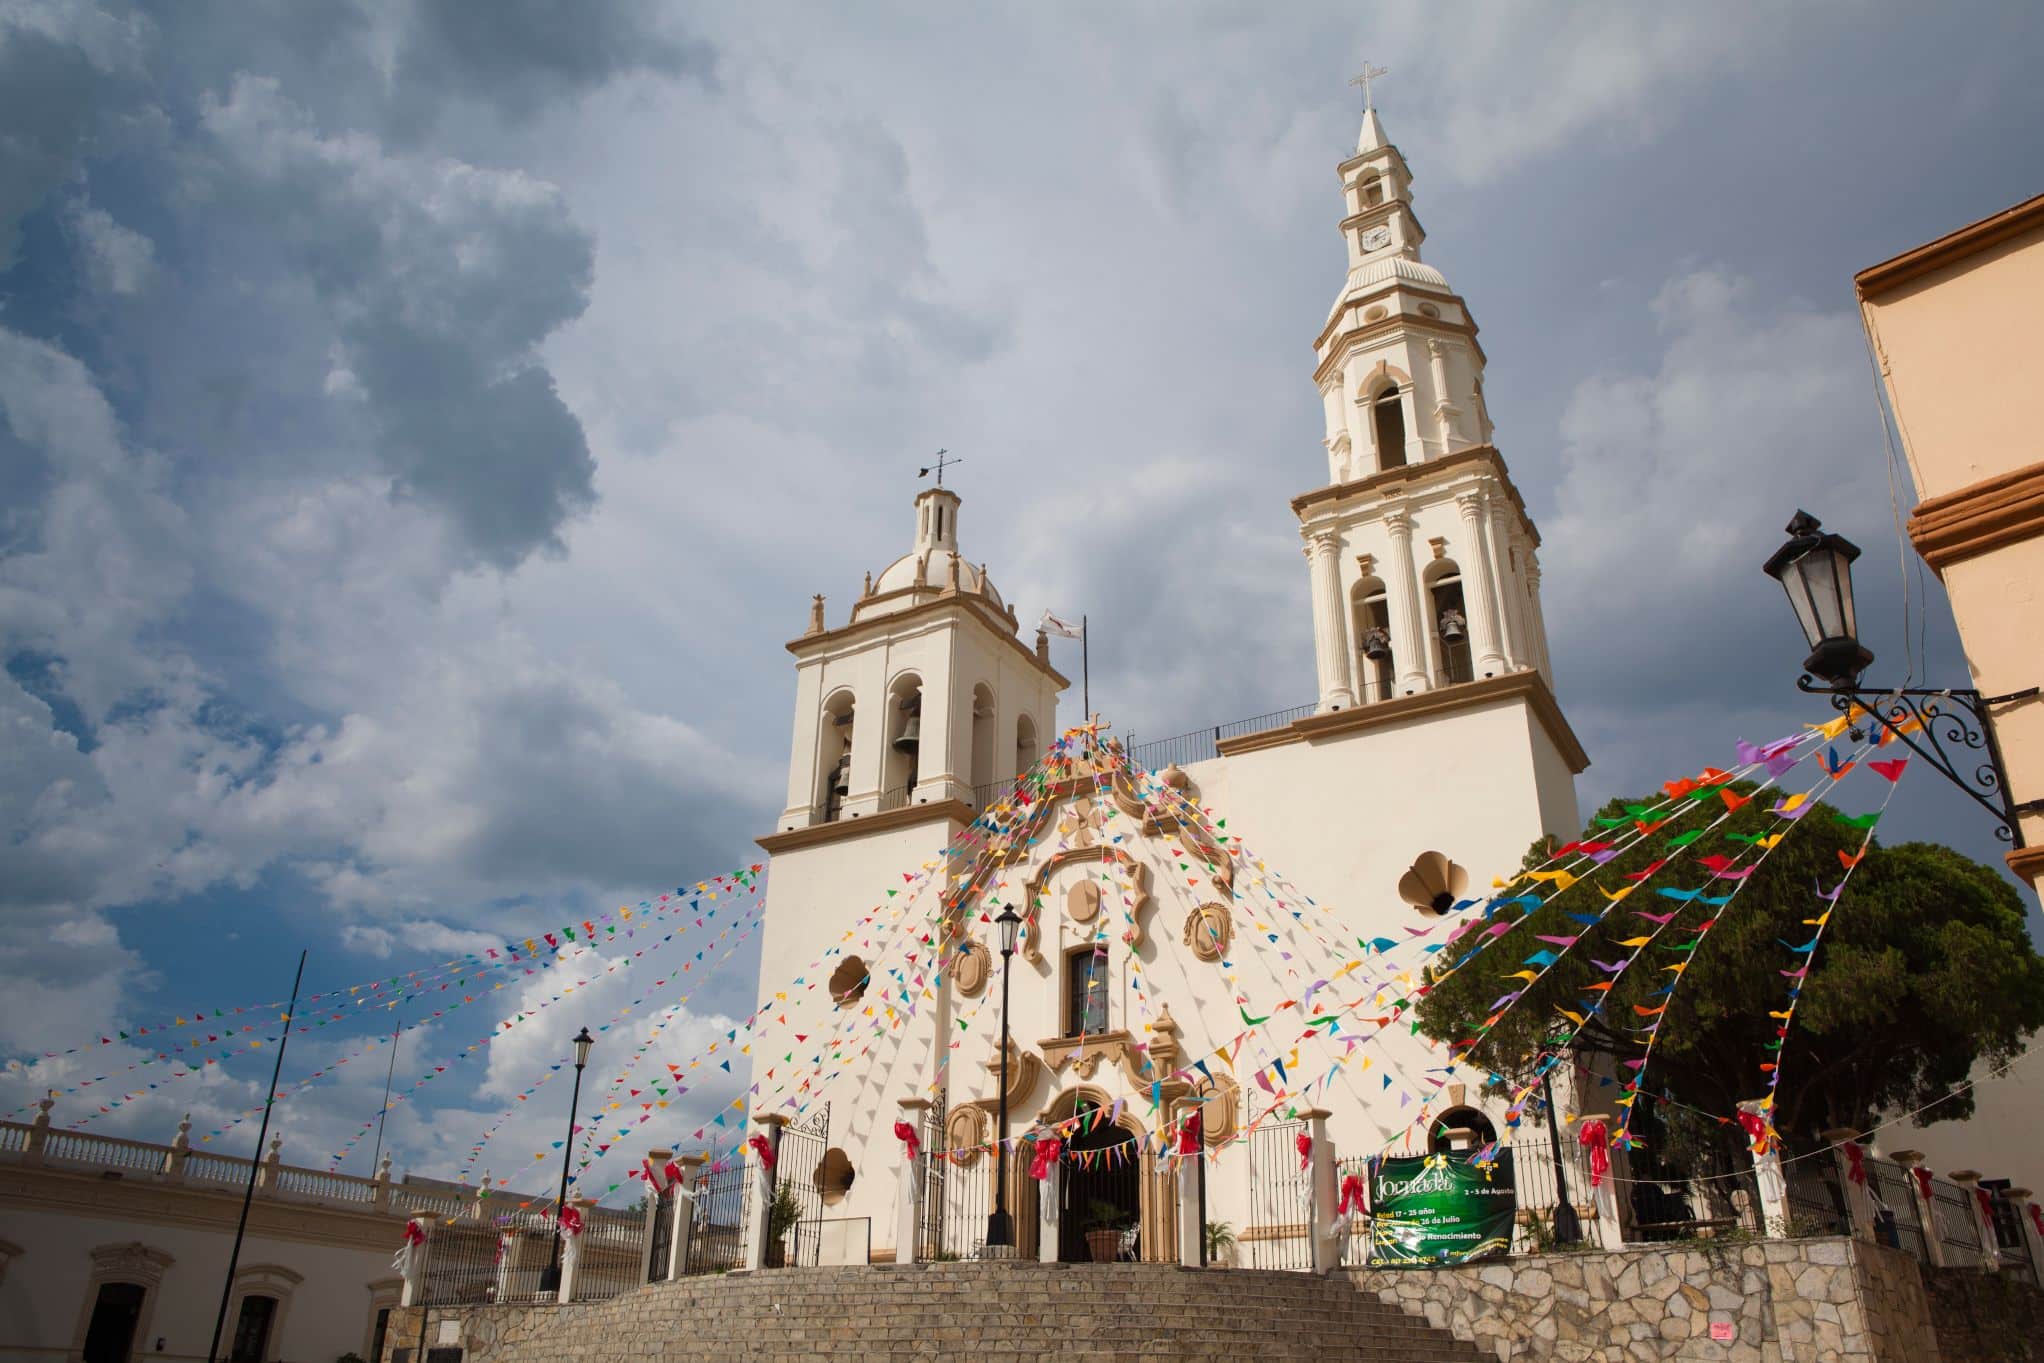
[1890,1151,1946,1267]
[1453,493,1509,677]
[1037,1161,1061,1264]
[1305,530,1357,712]
[1485,505,1525,670]
[1382,511,1431,696]
[1176,1148,1201,1267]
[1427,338,1465,452]
[1524,557,1554,681]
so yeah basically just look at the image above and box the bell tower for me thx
[1298,96,1556,715]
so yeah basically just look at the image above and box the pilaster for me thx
[1381,511,1431,696]
[1306,530,1357,712]
[1454,492,1508,677]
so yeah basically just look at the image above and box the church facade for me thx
[751,102,1589,1265]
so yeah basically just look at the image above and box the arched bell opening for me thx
[883,673,923,801]
[1014,713,1038,781]
[1424,560,1473,687]
[816,689,856,821]
[1349,577,1394,704]
[969,682,997,793]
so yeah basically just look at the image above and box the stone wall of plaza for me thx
[0,1108,645,1363]
[1351,1238,1942,1363]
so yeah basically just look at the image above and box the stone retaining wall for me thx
[1347,1236,1938,1363]
[1922,1267,2044,1362]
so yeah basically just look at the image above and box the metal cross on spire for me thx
[918,448,961,487]
[1351,62,1389,109]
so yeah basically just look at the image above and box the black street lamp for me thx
[1537,1047,1583,1246]
[986,907,1023,1249]
[1763,510,2032,846]
[540,1027,596,1292]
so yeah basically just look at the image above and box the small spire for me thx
[1356,105,1389,154]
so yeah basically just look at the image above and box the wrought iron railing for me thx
[1866,1157,1929,1262]
[876,782,913,813]
[1126,703,1315,773]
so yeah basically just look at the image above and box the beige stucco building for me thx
[1855,192,2044,897]
[1855,192,2044,1193]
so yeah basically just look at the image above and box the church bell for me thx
[1360,627,1393,661]
[1438,608,1468,645]
[892,716,921,753]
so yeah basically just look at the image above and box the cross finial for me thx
[1351,62,1389,110]
[917,448,960,487]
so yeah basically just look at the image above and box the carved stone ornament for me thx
[1058,796,1108,848]
[945,1106,987,1165]
[952,939,991,998]
[1183,903,1230,962]
[89,1243,175,1285]
[981,1039,1045,1112]
[1188,1073,1241,1147]
[1066,879,1102,924]
[1020,846,1152,967]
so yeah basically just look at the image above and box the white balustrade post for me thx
[558,1197,595,1302]
[639,1147,673,1283]
[1037,1161,1061,1264]
[674,1153,706,1276]
[2005,1188,2044,1291]
[165,1114,191,1182]
[896,1099,928,1265]
[1177,1151,1201,1268]
[1577,1114,1624,1250]
[1820,1129,1877,1243]
[745,1114,789,1271]
[1950,1172,2000,1272]
[1304,1108,1338,1275]
[398,1219,427,1308]
[1890,1152,1947,1268]
[494,1229,520,1303]
[257,1132,282,1193]
[25,1095,52,1167]
[1738,1101,1789,1238]
[373,1154,394,1210]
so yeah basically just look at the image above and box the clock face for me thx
[1361,225,1392,251]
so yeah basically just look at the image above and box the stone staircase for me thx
[446,1262,1493,1363]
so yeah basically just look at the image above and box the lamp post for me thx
[1538,1044,1583,1246]
[986,907,1023,1249]
[540,1027,596,1292]
[1763,510,2031,846]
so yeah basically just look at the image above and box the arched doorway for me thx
[1058,1097,1140,1262]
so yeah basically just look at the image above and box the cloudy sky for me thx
[5,1,2042,1189]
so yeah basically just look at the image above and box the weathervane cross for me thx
[1351,62,1389,109]
[918,448,960,487]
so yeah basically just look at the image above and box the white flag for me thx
[1039,611,1084,640]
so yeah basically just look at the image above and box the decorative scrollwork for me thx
[1796,677,2021,844]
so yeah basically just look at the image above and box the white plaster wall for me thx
[0,1204,395,1363]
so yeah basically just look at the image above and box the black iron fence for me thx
[683,1162,750,1275]
[1865,1156,1929,1262]
[1781,1148,1850,1237]
[1127,704,1315,773]
[645,1183,674,1283]
[1243,1119,1312,1270]
[916,1148,992,1260]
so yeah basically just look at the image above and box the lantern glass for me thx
[572,1027,595,1068]
[1763,511,1872,686]
[995,907,1022,957]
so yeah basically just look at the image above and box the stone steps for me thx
[440,1262,1492,1363]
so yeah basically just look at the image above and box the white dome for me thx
[871,550,1003,606]
[1345,255,1451,294]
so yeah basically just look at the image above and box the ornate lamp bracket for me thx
[1795,677,2037,846]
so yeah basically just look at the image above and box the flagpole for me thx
[1081,615,1089,725]
[209,948,307,1363]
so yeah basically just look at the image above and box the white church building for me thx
[747,100,1590,1266]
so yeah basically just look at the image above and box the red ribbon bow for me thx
[1975,1187,1995,1222]
[641,1159,683,1192]
[1736,1109,1774,1156]
[893,1120,921,1162]
[558,1204,584,1238]
[1296,1132,1313,1170]
[400,1218,426,1248]
[1028,1136,1062,1181]
[2029,1202,2043,1238]
[1336,1173,1368,1218]
[1177,1110,1203,1156]
[748,1134,776,1170]
[1577,1119,1611,1190]
[1842,1141,1867,1188]
[1910,1166,1933,1201]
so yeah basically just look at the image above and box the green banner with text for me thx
[1367,1149,1517,1266]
